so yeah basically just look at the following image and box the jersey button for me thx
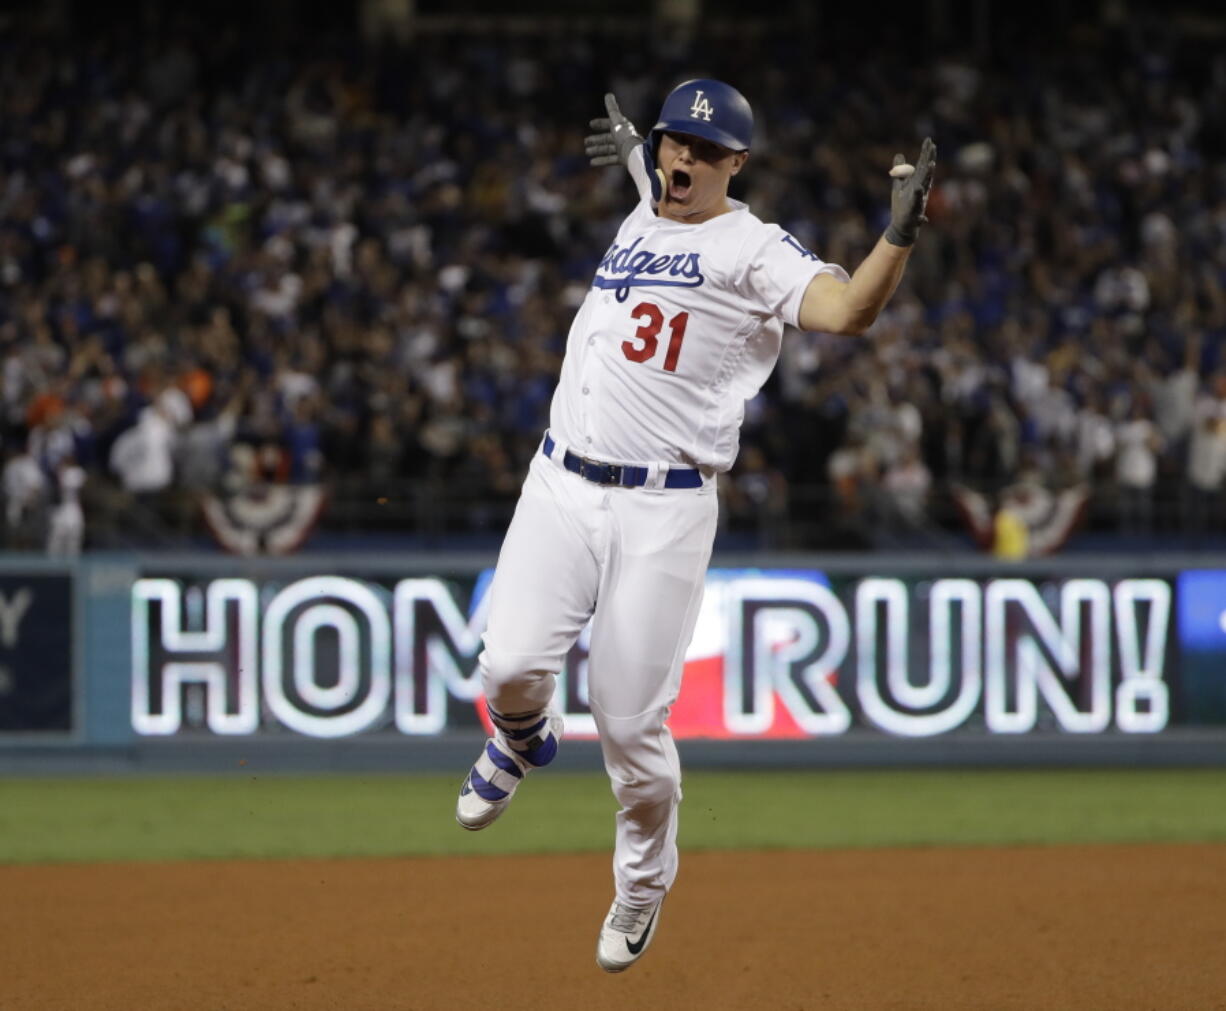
[582,386,590,395]
[588,338,595,346]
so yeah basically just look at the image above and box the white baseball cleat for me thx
[455,708,563,831]
[595,898,664,973]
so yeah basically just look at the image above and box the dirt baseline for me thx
[4,845,1225,1010]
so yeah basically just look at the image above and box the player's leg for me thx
[457,454,601,829]
[588,485,718,970]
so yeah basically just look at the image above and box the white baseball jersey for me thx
[549,197,849,472]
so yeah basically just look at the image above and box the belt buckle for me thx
[580,457,621,485]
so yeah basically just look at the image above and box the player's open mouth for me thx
[669,169,692,200]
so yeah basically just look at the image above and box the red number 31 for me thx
[622,301,689,373]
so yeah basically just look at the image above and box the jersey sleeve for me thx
[734,224,850,328]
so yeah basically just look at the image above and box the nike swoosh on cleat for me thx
[625,908,658,955]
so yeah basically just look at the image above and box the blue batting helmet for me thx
[651,78,753,152]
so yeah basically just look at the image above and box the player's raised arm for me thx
[585,93,665,204]
[798,137,937,337]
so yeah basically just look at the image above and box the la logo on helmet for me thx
[689,91,714,121]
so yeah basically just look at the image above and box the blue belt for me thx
[542,435,703,489]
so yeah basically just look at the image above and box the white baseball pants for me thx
[479,449,718,905]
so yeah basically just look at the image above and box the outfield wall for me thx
[2,551,1225,771]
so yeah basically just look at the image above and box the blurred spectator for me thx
[178,386,244,492]
[109,403,179,496]
[1073,391,1115,483]
[826,431,875,541]
[881,445,933,530]
[1114,401,1163,534]
[2,437,46,548]
[46,455,86,556]
[1184,375,1226,533]
[1149,333,1201,450]
[992,498,1029,561]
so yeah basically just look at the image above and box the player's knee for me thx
[608,765,680,811]
[601,719,680,810]
[478,648,552,700]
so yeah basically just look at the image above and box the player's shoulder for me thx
[718,200,774,237]
[723,205,821,267]
[703,202,779,267]
[722,202,804,248]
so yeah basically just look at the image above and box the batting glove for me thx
[585,93,664,204]
[884,136,937,246]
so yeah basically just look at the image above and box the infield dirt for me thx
[4,844,1225,1009]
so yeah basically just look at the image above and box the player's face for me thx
[656,131,748,224]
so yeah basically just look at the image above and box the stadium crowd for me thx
[2,11,1226,552]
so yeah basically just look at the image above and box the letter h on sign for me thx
[131,579,259,735]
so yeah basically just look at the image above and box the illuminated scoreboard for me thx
[126,566,1204,740]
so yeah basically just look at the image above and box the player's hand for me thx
[585,93,644,168]
[884,137,937,247]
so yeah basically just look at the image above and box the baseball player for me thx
[456,78,936,972]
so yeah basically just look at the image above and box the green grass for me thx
[2,769,1226,864]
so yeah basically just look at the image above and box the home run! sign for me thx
[130,569,1174,739]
